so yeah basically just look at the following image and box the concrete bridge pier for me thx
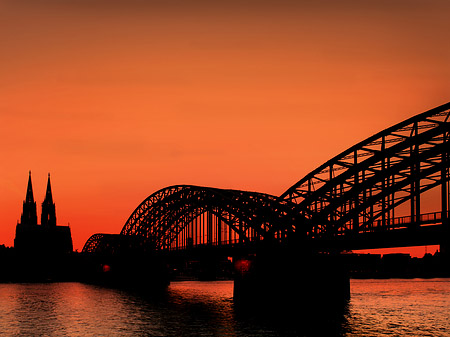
[233,249,350,311]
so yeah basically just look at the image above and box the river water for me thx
[0,279,449,336]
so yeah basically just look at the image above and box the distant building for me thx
[14,172,73,255]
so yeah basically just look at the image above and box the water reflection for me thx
[7,283,61,336]
[347,279,450,336]
[139,281,349,336]
[0,279,448,336]
[166,281,237,336]
[0,281,348,336]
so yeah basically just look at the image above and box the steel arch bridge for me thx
[82,233,150,255]
[82,102,450,254]
[281,102,450,242]
[83,185,299,253]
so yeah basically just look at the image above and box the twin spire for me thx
[21,171,56,227]
[25,170,35,204]
[21,171,37,227]
[44,172,53,204]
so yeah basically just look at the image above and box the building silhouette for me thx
[20,171,38,227]
[14,171,73,255]
[41,173,57,227]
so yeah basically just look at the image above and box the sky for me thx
[0,0,449,254]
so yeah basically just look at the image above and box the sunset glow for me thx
[1,1,449,255]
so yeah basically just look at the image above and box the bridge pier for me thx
[233,247,349,311]
[439,221,450,264]
[80,252,170,292]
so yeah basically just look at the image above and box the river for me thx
[0,279,449,336]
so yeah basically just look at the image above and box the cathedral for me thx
[14,172,73,254]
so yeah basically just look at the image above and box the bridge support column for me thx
[441,135,450,263]
[233,248,349,311]
[81,252,170,292]
[440,222,450,264]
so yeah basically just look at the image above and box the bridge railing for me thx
[164,236,267,252]
[358,211,448,234]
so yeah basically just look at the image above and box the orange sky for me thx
[1,0,449,255]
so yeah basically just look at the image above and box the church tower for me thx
[15,171,73,255]
[41,173,57,227]
[20,171,38,227]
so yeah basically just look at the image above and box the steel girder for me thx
[82,102,450,253]
[82,234,120,254]
[82,233,150,254]
[119,185,297,250]
[281,102,450,239]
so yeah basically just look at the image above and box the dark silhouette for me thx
[4,172,75,282]
[14,171,72,255]
[19,171,38,227]
[344,250,449,279]
[2,102,449,311]
[80,102,449,307]
[41,173,57,227]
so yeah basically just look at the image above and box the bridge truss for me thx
[83,102,450,253]
[281,102,450,240]
[83,186,298,253]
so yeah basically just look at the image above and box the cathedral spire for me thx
[41,172,56,227]
[25,170,35,204]
[21,171,38,226]
[45,173,53,204]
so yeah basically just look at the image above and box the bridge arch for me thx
[82,102,450,254]
[82,233,150,254]
[281,102,450,239]
[115,185,296,250]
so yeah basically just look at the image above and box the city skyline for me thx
[1,0,449,253]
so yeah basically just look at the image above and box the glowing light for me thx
[234,259,251,274]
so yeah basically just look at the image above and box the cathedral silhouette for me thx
[14,172,73,254]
